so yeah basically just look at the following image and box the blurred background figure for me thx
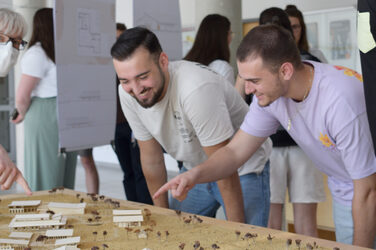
[112,22,153,204]
[285,4,328,63]
[184,14,235,84]
[78,148,99,194]
[357,0,376,155]
[0,8,31,194]
[12,8,77,191]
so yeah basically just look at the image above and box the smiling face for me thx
[237,56,289,107]
[113,47,169,108]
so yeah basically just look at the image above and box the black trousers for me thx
[114,122,153,204]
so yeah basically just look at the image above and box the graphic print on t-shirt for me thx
[173,111,194,143]
[319,132,336,149]
[334,65,363,82]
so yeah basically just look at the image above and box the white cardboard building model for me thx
[112,209,142,216]
[55,236,80,247]
[8,213,67,231]
[8,200,41,214]
[48,202,86,215]
[0,238,29,250]
[54,246,80,250]
[8,232,33,240]
[46,229,74,239]
[113,215,144,227]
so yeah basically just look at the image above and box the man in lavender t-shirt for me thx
[154,25,376,248]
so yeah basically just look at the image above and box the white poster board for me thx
[54,0,116,152]
[134,0,182,61]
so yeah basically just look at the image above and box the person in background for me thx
[112,27,272,225]
[112,23,153,204]
[285,4,328,63]
[155,24,376,248]
[78,148,99,194]
[0,8,31,194]
[357,0,376,156]
[12,8,77,191]
[184,14,234,84]
[254,7,325,237]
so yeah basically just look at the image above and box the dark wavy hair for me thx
[28,8,54,62]
[111,27,162,63]
[285,5,309,52]
[184,14,230,65]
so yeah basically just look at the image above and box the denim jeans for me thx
[333,199,376,248]
[170,161,270,226]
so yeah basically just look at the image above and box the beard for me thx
[135,64,166,108]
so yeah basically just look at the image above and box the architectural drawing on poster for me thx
[77,8,101,56]
[54,0,116,152]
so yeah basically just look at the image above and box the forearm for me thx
[216,172,245,223]
[16,96,31,117]
[352,189,376,247]
[140,155,168,208]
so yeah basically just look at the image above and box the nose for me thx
[244,81,256,95]
[122,81,143,96]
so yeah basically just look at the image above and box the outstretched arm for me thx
[0,145,32,195]
[154,130,266,201]
[352,173,376,247]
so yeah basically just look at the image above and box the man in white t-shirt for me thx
[155,25,376,248]
[111,27,272,225]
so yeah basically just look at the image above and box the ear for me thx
[159,52,169,71]
[279,62,294,81]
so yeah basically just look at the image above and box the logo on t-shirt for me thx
[334,65,363,82]
[319,133,335,148]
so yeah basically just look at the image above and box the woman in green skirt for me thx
[12,8,77,191]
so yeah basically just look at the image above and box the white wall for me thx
[242,0,357,20]
[0,0,12,8]
[115,0,132,27]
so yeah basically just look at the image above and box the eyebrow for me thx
[238,73,260,82]
[118,70,151,81]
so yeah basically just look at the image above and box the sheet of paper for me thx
[134,0,182,61]
[54,0,116,152]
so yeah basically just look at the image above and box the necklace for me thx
[287,66,313,131]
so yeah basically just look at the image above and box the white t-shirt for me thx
[21,42,57,98]
[208,59,235,85]
[119,60,272,175]
[241,61,376,205]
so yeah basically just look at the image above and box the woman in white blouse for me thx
[12,8,77,191]
[184,14,235,84]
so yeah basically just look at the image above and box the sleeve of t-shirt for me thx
[118,85,153,141]
[182,82,234,147]
[209,61,235,85]
[21,46,47,78]
[240,96,280,137]
[335,112,376,179]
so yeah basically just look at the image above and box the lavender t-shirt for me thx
[241,61,376,206]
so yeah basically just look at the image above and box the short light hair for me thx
[0,8,27,37]
[237,24,302,73]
